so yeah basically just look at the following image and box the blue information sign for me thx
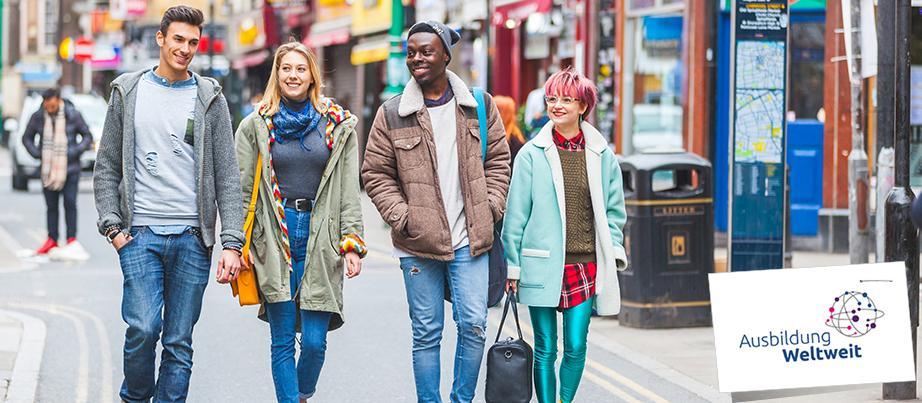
[729,0,789,271]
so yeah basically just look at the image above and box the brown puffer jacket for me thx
[362,71,511,261]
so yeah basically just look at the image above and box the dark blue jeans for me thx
[265,207,332,403]
[118,226,211,403]
[43,172,79,240]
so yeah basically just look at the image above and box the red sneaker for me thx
[35,238,58,255]
[67,237,77,244]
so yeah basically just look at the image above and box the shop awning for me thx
[493,0,551,24]
[351,37,390,65]
[231,49,270,70]
[305,18,351,48]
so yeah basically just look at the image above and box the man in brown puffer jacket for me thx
[361,20,510,403]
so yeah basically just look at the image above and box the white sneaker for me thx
[49,240,90,261]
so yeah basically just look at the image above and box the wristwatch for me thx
[105,227,123,244]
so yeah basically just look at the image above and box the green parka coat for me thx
[234,108,363,331]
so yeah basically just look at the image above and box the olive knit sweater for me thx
[559,149,595,264]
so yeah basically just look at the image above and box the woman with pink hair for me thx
[502,67,628,402]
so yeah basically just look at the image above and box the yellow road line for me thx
[489,309,670,402]
[583,369,645,403]
[587,360,670,403]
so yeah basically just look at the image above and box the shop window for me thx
[630,14,684,152]
[788,19,825,121]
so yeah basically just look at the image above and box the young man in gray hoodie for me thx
[92,6,244,402]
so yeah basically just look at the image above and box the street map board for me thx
[729,0,788,271]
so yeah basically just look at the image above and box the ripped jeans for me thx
[399,246,489,403]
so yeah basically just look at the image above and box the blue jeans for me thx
[265,207,332,402]
[118,226,211,403]
[399,246,489,403]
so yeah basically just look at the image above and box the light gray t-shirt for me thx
[394,100,469,258]
[132,70,199,227]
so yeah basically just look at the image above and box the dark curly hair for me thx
[160,5,204,35]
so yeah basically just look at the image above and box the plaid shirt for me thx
[553,128,596,310]
[552,129,585,151]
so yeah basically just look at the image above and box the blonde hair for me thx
[259,42,324,117]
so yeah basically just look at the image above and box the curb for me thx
[0,310,46,403]
[587,332,731,403]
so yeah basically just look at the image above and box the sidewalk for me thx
[0,310,45,403]
[358,193,916,401]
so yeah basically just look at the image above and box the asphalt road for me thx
[0,159,708,402]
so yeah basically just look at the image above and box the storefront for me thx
[349,0,394,155]
[228,8,272,122]
[306,0,355,110]
[435,0,491,91]
[491,0,553,103]
[614,0,710,158]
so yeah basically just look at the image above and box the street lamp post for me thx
[876,0,895,264]
[382,0,406,100]
[882,0,919,398]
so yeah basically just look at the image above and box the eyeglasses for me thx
[545,96,577,105]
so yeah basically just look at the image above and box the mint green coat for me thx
[501,121,628,315]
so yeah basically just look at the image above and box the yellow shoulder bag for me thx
[231,154,262,306]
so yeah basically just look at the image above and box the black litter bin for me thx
[618,152,713,328]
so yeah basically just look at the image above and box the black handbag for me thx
[485,290,533,403]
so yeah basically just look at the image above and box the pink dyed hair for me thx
[544,67,597,118]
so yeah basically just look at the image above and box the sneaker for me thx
[35,238,57,255]
[49,239,90,261]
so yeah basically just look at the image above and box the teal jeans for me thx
[529,298,593,403]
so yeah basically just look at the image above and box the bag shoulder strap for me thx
[241,154,262,263]
[495,290,524,342]
[472,87,488,163]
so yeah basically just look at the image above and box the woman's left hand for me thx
[345,252,362,278]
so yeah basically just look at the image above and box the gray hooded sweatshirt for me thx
[93,69,245,248]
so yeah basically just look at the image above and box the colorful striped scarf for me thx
[259,97,359,270]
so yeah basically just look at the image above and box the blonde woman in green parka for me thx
[234,41,366,403]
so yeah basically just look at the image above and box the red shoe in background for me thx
[35,238,58,255]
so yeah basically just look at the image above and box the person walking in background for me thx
[93,6,244,402]
[21,88,93,259]
[502,67,629,403]
[362,20,510,403]
[235,41,366,403]
[493,95,526,166]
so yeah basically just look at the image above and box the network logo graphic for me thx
[824,291,885,337]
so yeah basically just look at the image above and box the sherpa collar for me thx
[533,120,609,155]
[398,70,477,117]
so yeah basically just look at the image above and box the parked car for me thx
[9,94,107,191]
[631,103,683,152]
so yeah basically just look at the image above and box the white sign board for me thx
[710,262,915,393]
